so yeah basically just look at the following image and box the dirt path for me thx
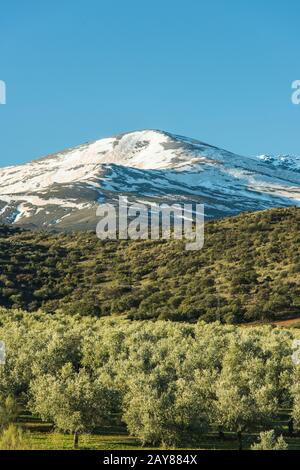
[242,317,300,328]
[271,317,300,327]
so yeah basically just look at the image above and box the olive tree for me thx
[213,334,278,450]
[0,311,85,397]
[29,363,116,448]
[291,366,300,432]
[251,430,287,450]
[123,366,211,447]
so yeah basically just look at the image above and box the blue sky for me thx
[1,0,300,166]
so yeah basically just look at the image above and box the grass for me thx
[28,432,142,450]
[25,430,300,451]
[15,413,300,450]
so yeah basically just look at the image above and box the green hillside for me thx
[0,206,299,323]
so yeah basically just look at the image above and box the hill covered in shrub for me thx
[0,207,299,323]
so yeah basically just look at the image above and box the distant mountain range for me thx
[256,153,300,172]
[0,130,300,230]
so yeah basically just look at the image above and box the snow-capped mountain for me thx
[255,154,300,173]
[0,129,300,230]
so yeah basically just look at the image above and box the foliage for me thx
[212,334,280,448]
[251,430,288,450]
[0,424,31,450]
[29,363,116,448]
[0,395,19,429]
[0,309,298,447]
[123,368,210,446]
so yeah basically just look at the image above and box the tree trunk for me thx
[218,426,225,440]
[237,431,243,451]
[73,431,79,449]
[288,418,294,437]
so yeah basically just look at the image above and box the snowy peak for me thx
[0,129,300,230]
[0,130,212,195]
